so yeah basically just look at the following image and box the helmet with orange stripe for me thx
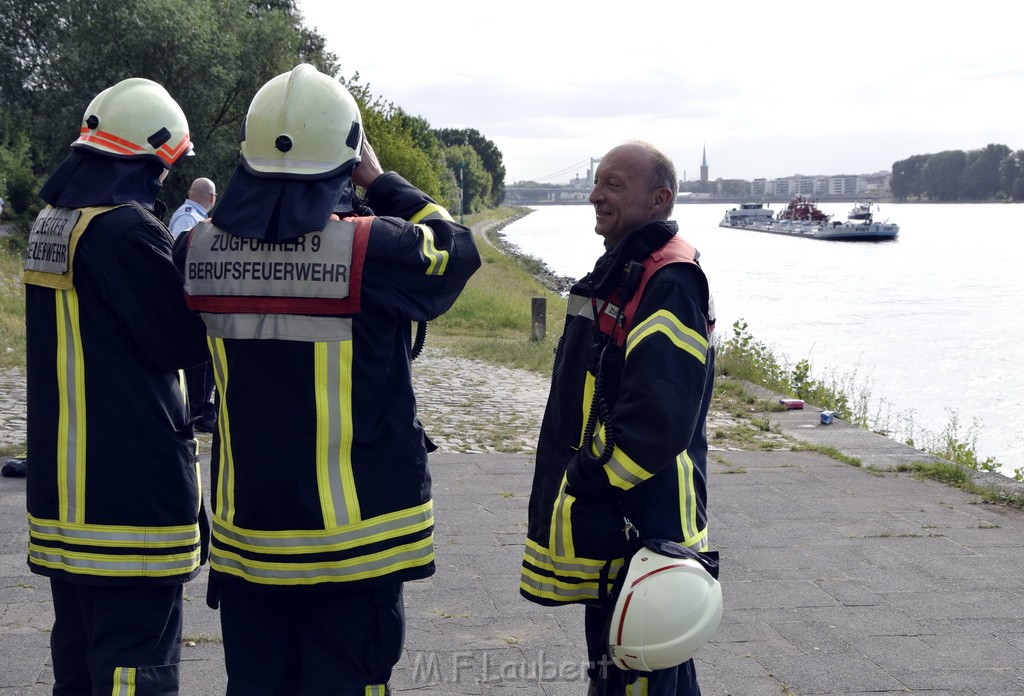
[72,78,193,169]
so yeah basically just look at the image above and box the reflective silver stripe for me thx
[318,341,359,526]
[364,685,387,696]
[185,222,355,299]
[28,544,200,577]
[210,537,434,584]
[242,157,344,176]
[567,293,593,319]
[592,428,650,489]
[678,451,698,542]
[56,290,85,524]
[418,225,449,276]
[28,517,199,547]
[112,666,135,696]
[201,312,353,342]
[523,541,624,580]
[552,486,570,557]
[519,568,601,603]
[625,310,708,363]
[208,338,235,524]
[211,503,433,553]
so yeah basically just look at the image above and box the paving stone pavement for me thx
[3,354,1024,695]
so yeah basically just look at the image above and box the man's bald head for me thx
[188,177,216,209]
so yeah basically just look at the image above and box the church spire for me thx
[700,143,709,183]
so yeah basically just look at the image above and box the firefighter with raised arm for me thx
[23,78,209,694]
[176,64,480,695]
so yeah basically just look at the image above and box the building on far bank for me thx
[504,148,894,204]
[751,171,892,198]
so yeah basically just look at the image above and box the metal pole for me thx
[459,164,464,224]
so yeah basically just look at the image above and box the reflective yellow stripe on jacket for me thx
[28,515,201,577]
[208,337,236,524]
[55,289,87,523]
[519,537,624,604]
[677,451,709,550]
[625,308,708,362]
[210,502,434,585]
[314,341,359,526]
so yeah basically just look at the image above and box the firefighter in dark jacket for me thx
[22,78,209,694]
[175,64,481,695]
[520,142,717,695]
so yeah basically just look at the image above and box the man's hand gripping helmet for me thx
[608,547,723,671]
[73,78,193,168]
[239,63,362,179]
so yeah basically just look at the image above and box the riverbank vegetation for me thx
[428,207,565,375]
[716,318,1024,485]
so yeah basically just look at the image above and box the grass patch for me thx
[0,245,26,369]
[428,206,567,375]
[895,460,1024,509]
[791,442,863,468]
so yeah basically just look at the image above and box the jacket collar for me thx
[585,220,677,297]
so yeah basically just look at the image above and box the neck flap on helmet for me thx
[211,163,355,243]
[39,150,165,210]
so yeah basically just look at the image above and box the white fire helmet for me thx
[608,547,723,672]
[240,63,362,179]
[73,78,193,168]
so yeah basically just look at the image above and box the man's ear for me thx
[652,187,673,214]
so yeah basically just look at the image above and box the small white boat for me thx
[848,202,875,221]
[720,202,774,227]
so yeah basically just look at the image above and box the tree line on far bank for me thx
[891,144,1024,201]
[0,0,505,233]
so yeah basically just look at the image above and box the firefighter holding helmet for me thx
[519,142,723,695]
[176,64,480,694]
[23,78,210,693]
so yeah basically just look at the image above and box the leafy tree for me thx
[963,144,1010,200]
[999,150,1024,201]
[343,76,448,207]
[921,151,967,201]
[435,128,506,206]
[891,154,928,200]
[444,145,491,215]
[0,0,340,212]
[0,133,42,219]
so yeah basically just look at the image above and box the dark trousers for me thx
[585,604,702,696]
[185,360,216,423]
[219,581,405,696]
[49,578,184,696]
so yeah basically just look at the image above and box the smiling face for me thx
[589,143,672,247]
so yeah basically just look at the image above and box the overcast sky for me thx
[296,0,1024,184]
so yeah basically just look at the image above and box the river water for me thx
[499,202,1024,477]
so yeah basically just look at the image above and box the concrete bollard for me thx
[531,297,546,342]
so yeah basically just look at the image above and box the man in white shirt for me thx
[169,177,216,237]
[169,177,218,431]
